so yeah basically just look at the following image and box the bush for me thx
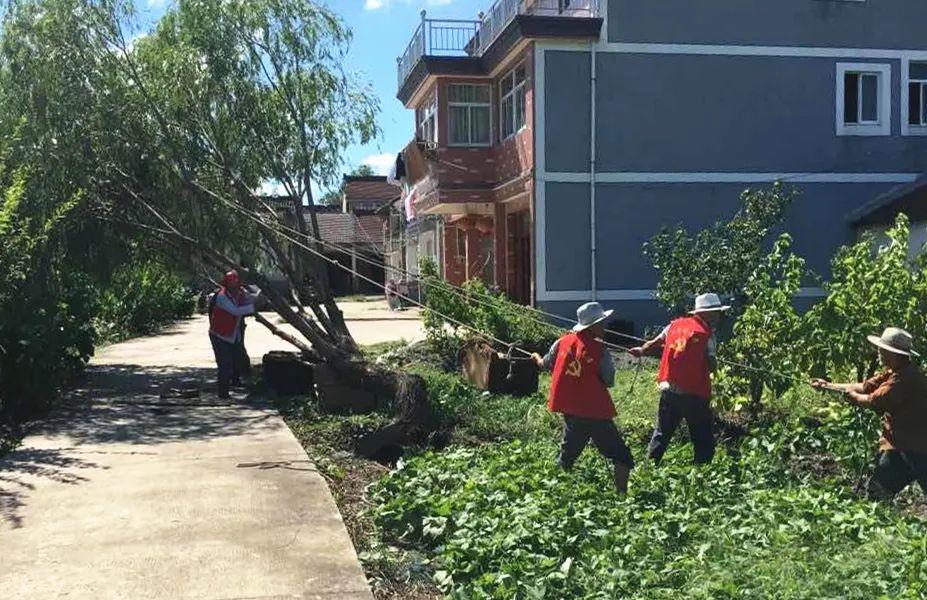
[0,168,95,423]
[644,182,796,316]
[718,234,809,410]
[420,257,558,353]
[94,261,195,344]
[803,214,927,381]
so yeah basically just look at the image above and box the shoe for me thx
[613,464,630,496]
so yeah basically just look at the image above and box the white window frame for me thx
[447,84,492,147]
[902,57,927,136]
[499,62,527,141]
[417,93,437,144]
[836,62,891,136]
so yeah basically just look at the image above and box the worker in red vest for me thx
[208,270,257,399]
[532,302,634,494]
[630,293,730,465]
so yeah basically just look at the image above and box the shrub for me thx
[718,234,809,410]
[644,182,796,316]
[420,257,558,354]
[0,168,94,423]
[94,260,195,344]
[803,214,927,381]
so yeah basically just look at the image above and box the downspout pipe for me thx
[589,39,597,301]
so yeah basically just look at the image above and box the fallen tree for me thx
[1,0,434,454]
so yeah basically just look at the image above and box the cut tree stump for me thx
[262,351,314,396]
[313,364,380,414]
[459,340,539,396]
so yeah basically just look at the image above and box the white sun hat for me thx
[689,292,732,314]
[573,302,614,332]
[867,327,919,357]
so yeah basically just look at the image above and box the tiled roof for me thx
[314,212,384,249]
[344,176,400,204]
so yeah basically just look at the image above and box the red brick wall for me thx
[444,218,494,286]
[493,45,534,192]
[404,45,537,302]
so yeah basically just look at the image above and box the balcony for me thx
[397,0,600,97]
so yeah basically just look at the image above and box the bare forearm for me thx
[641,336,663,356]
[833,382,865,394]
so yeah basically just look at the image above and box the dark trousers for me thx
[559,415,635,470]
[209,333,236,398]
[866,450,927,500]
[647,390,716,465]
[233,326,251,383]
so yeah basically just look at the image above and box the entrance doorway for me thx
[506,211,532,305]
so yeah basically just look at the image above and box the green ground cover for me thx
[361,361,927,599]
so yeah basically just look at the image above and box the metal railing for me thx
[397,16,480,88]
[397,0,598,89]
[478,0,597,55]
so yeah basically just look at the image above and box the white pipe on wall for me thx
[589,39,598,300]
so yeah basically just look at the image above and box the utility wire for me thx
[223,197,539,357]
[232,196,837,392]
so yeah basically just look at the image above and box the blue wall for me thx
[544,50,592,173]
[607,0,927,49]
[544,182,592,290]
[536,1,927,330]
[543,180,895,293]
[594,53,927,173]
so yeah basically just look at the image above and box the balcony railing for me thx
[397,18,480,88]
[397,0,599,89]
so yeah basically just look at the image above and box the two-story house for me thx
[396,0,927,330]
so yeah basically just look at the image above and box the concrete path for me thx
[0,301,420,599]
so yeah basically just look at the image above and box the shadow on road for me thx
[70,364,220,401]
[0,448,106,529]
[43,363,275,446]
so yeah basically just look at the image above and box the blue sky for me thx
[141,0,487,195]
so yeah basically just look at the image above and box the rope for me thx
[220,197,539,358]
[252,205,640,349]
[218,195,850,396]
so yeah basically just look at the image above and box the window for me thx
[836,63,891,136]
[906,61,927,132]
[448,84,491,146]
[416,93,436,143]
[500,63,527,140]
[455,227,466,261]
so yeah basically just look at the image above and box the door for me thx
[506,211,532,305]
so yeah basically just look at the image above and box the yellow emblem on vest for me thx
[566,357,583,378]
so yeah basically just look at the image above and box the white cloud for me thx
[256,180,289,197]
[361,153,396,176]
[364,0,453,11]
[147,0,168,7]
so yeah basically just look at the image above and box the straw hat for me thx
[689,292,731,314]
[867,327,919,357]
[573,302,614,332]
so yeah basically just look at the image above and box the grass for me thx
[274,341,927,599]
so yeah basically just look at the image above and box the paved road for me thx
[0,301,421,599]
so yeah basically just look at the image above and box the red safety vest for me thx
[657,315,713,399]
[209,287,245,339]
[548,331,616,419]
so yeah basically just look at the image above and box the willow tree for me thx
[1,0,430,451]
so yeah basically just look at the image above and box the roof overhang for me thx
[848,174,927,226]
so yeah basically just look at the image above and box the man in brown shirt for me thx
[812,327,927,500]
